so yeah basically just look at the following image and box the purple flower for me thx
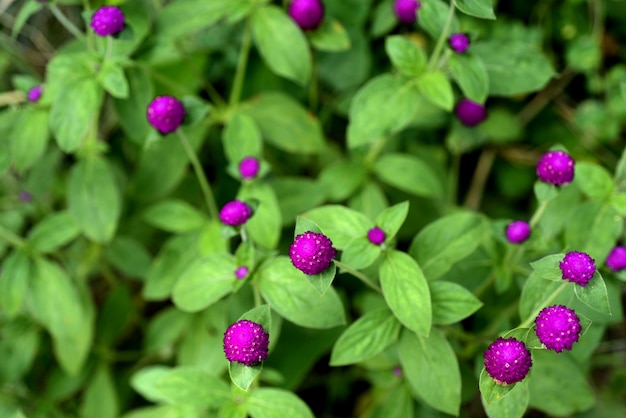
[288,0,325,31]
[238,157,261,180]
[560,251,596,287]
[289,231,337,275]
[219,200,252,227]
[27,85,43,103]
[483,337,532,385]
[19,191,32,203]
[223,319,269,366]
[393,0,421,24]
[534,305,581,353]
[455,99,487,127]
[90,6,125,37]
[449,33,470,53]
[606,246,626,272]
[367,227,386,246]
[393,366,402,377]
[146,96,186,134]
[505,221,531,244]
[235,266,249,280]
[536,150,575,185]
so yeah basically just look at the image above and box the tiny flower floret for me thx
[505,221,531,244]
[536,150,575,185]
[235,266,249,280]
[455,99,487,127]
[367,227,386,246]
[223,319,269,366]
[219,200,252,227]
[147,96,185,134]
[90,6,125,37]
[560,251,596,287]
[288,0,325,31]
[606,246,626,272]
[393,0,421,24]
[27,85,43,102]
[449,33,470,53]
[483,337,532,385]
[289,231,337,275]
[534,305,581,353]
[239,157,261,180]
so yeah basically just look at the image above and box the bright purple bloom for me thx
[219,200,252,227]
[146,96,185,134]
[223,319,269,366]
[367,227,386,245]
[288,0,325,31]
[235,266,249,280]
[449,33,470,53]
[90,6,125,37]
[505,221,531,244]
[393,0,421,24]
[27,85,43,102]
[238,157,261,180]
[606,246,626,272]
[483,337,532,385]
[536,150,575,185]
[455,99,487,127]
[534,305,581,353]
[289,231,337,275]
[560,251,596,287]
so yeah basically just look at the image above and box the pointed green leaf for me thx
[223,113,263,164]
[417,71,454,111]
[247,388,314,418]
[301,205,371,248]
[10,107,49,172]
[0,251,31,317]
[449,53,489,103]
[529,254,565,281]
[385,35,427,76]
[374,201,409,240]
[27,211,80,253]
[238,183,282,249]
[574,272,611,315]
[97,60,129,99]
[153,367,230,408]
[374,153,443,198]
[455,0,496,19]
[143,200,207,233]
[479,368,517,404]
[309,19,351,52]
[430,280,483,325]
[341,237,381,270]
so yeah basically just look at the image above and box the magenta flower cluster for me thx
[560,251,596,287]
[483,337,532,385]
[147,96,186,134]
[90,6,125,37]
[534,305,582,353]
[223,320,269,366]
[367,227,386,246]
[219,200,253,227]
[393,0,421,24]
[606,246,626,272]
[288,0,325,30]
[449,33,470,53]
[536,150,575,185]
[505,220,531,244]
[239,156,261,179]
[27,85,43,103]
[455,99,487,127]
[289,231,337,275]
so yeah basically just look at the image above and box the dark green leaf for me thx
[143,200,207,233]
[309,19,351,52]
[0,251,31,317]
[145,308,193,354]
[0,317,39,383]
[430,280,483,324]
[11,1,43,37]
[270,177,327,224]
[374,153,443,198]
[449,53,489,103]
[564,200,622,260]
[153,367,230,408]
[374,201,409,241]
[574,272,611,315]
[371,0,396,38]
[79,365,119,418]
[318,160,367,202]
[417,71,454,111]
[247,388,314,418]
[529,254,565,282]
[302,205,371,248]
[113,67,153,144]
[385,35,427,77]
[455,0,496,19]
[419,0,460,39]
[154,0,233,38]
[105,236,152,279]
[27,211,80,253]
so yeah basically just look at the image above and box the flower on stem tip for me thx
[534,305,581,353]
[289,231,337,275]
[90,6,125,37]
[235,266,249,280]
[27,85,43,102]
[483,337,532,385]
[606,246,626,272]
[238,157,261,180]
[219,200,252,227]
[559,251,596,287]
[536,150,575,185]
[146,96,185,134]
[288,0,325,31]
[223,320,269,366]
[505,221,531,244]
[393,0,421,24]
[449,33,470,53]
[367,227,386,246]
[455,99,487,127]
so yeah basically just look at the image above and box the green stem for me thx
[252,282,262,307]
[308,51,318,111]
[519,282,568,328]
[0,224,26,249]
[364,136,390,166]
[448,153,460,207]
[229,22,252,106]
[529,198,549,228]
[49,5,87,43]
[104,36,113,62]
[333,260,383,294]
[177,130,219,220]
[427,0,456,71]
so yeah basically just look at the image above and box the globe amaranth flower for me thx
[146,96,185,134]
[606,246,626,272]
[234,266,249,280]
[367,227,386,246]
[288,0,324,30]
[536,150,575,185]
[534,305,581,353]
[289,231,337,275]
[26,85,43,103]
[90,6,125,37]
[455,99,487,127]
[223,320,269,366]
[393,0,421,24]
[238,156,261,180]
[219,200,252,227]
[560,251,596,287]
[505,221,531,244]
[483,337,532,385]
[449,33,470,53]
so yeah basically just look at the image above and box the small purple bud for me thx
[483,337,532,385]
[19,191,32,203]
[367,227,386,246]
[90,6,125,37]
[536,150,575,186]
[288,0,325,31]
[146,96,186,134]
[238,157,261,180]
[235,266,249,280]
[505,221,531,244]
[606,246,626,272]
[455,99,487,127]
[219,200,252,227]
[393,0,421,24]
[534,305,581,353]
[223,319,269,366]
[289,231,337,275]
[560,251,596,287]
[27,85,43,103]
[448,33,470,53]
[393,366,403,377]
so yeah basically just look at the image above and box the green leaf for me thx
[371,0,396,38]
[574,272,611,315]
[0,318,40,382]
[304,262,337,296]
[380,250,431,336]
[152,367,230,408]
[242,92,325,154]
[229,362,262,392]
[0,251,31,317]
[172,254,236,312]
[374,153,443,198]
[385,35,427,77]
[430,281,483,325]
[564,200,622,260]
[10,107,49,172]
[130,366,172,403]
[449,53,489,103]
[454,0,496,19]
[11,1,43,37]
[238,183,282,249]
[223,113,263,164]
[27,211,80,253]
[409,211,488,280]
[309,19,351,52]
[258,257,346,329]
[294,212,323,236]
[143,200,207,233]
[377,383,414,418]
[419,0,460,39]
[318,159,367,202]
[529,254,565,281]
[518,273,564,322]
[566,35,601,72]
[97,60,129,99]
[301,205,371,248]
[145,308,193,354]
[251,5,311,85]
[399,329,461,415]
[270,177,327,224]
[573,162,614,199]
[341,237,381,270]
[479,107,523,143]
[533,181,559,203]
[247,388,314,418]
[330,308,401,366]
[105,236,152,279]
[154,0,233,38]
[479,368,520,404]
[113,67,153,144]
[417,71,454,111]
[79,365,119,418]
[374,201,409,241]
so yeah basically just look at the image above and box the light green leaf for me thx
[79,365,119,418]
[301,205,372,248]
[247,388,314,418]
[374,153,443,198]
[27,211,80,253]
[113,66,153,144]
[573,162,614,200]
[454,0,496,19]
[154,0,234,38]
[564,200,622,261]
[238,182,282,249]
[309,19,351,52]
[318,159,367,202]
[449,53,489,103]
[10,107,49,172]
[529,254,565,282]
[143,200,207,233]
[0,251,31,317]
[153,367,230,408]
[430,280,483,325]
[574,272,611,315]
[222,112,263,164]
[97,60,129,99]
[479,368,522,405]
[385,35,427,76]
[374,201,409,241]
[341,237,381,270]
[419,0,460,39]
[417,71,454,111]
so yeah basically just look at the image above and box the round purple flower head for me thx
[219,200,252,227]
[483,337,532,385]
[606,246,626,272]
[239,157,261,180]
[455,99,487,127]
[235,266,249,280]
[505,221,531,244]
[223,319,269,366]
[394,0,421,24]
[367,227,386,246]
[560,251,596,287]
[289,231,337,275]
[27,85,43,103]
[449,33,470,53]
[288,0,325,31]
[534,305,581,353]
[90,6,125,37]
[536,150,575,185]
[146,96,185,134]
